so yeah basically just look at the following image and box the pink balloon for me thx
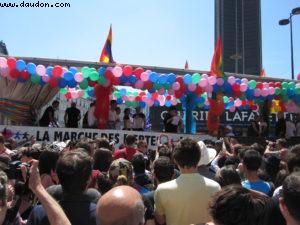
[0,67,9,77]
[77,90,84,98]
[216,78,224,86]
[227,76,236,85]
[188,83,197,91]
[202,74,208,79]
[113,66,123,77]
[241,78,248,84]
[205,85,213,93]
[199,78,208,88]
[240,83,247,92]
[269,87,275,95]
[172,82,180,91]
[74,72,84,82]
[263,82,269,89]
[229,106,236,112]
[234,99,242,107]
[0,57,7,68]
[71,92,78,99]
[141,72,149,81]
[42,75,50,82]
[157,95,165,102]
[171,98,177,105]
[262,88,269,97]
[148,99,154,107]
[36,65,46,76]
[254,89,261,97]
[208,76,217,85]
[135,80,144,89]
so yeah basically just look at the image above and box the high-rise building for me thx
[215,0,262,75]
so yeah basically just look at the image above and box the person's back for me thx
[154,138,220,225]
[65,103,80,128]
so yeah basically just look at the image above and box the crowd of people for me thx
[0,128,298,225]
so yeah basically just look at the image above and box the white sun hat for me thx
[197,141,217,166]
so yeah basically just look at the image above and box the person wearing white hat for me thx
[197,141,217,180]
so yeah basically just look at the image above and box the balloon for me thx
[0,57,7,68]
[183,74,192,84]
[229,106,236,112]
[52,66,63,78]
[123,65,133,76]
[36,65,46,76]
[208,76,217,85]
[240,83,247,92]
[46,66,53,76]
[167,73,176,83]
[295,87,300,95]
[288,82,295,89]
[188,83,197,91]
[60,88,68,95]
[172,82,180,91]
[90,71,100,81]
[74,72,84,82]
[171,98,177,105]
[199,78,208,88]
[254,89,261,97]
[69,67,78,75]
[16,60,26,71]
[113,66,123,77]
[30,75,41,84]
[269,87,275,95]
[0,67,9,77]
[227,76,235,85]
[191,73,201,84]
[216,78,224,86]
[297,73,300,80]
[275,87,281,95]
[234,99,242,107]
[141,72,149,81]
[248,80,257,89]
[59,78,68,88]
[282,82,288,89]
[149,72,158,83]
[42,75,50,83]
[7,57,16,69]
[134,67,144,77]
[25,63,36,75]
[63,71,74,81]
[262,88,269,97]
[241,78,248,84]
[135,80,144,89]
[81,66,90,78]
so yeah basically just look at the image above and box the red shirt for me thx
[113,147,137,161]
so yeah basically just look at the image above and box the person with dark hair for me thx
[93,148,113,172]
[0,134,13,158]
[157,145,172,159]
[279,172,300,225]
[154,138,220,225]
[39,101,59,127]
[215,166,241,187]
[38,150,59,188]
[113,134,137,161]
[241,149,272,195]
[132,107,146,131]
[20,147,41,163]
[247,115,260,137]
[107,100,117,129]
[132,154,152,191]
[27,150,97,225]
[75,141,93,156]
[87,101,97,128]
[123,108,132,130]
[276,112,286,138]
[163,107,182,133]
[64,102,81,128]
[95,137,111,150]
[209,185,269,225]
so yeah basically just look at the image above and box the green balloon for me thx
[248,80,256,89]
[154,83,162,90]
[125,101,131,106]
[223,96,229,103]
[90,71,99,81]
[281,88,287,96]
[192,73,201,84]
[282,82,288,89]
[81,67,90,78]
[275,87,281,95]
[98,76,106,85]
[295,87,300,95]
[288,82,295,89]
[164,83,171,90]
[133,91,139,96]
[30,75,41,84]
[79,79,89,90]
[60,88,68,94]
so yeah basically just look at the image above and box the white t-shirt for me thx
[88,106,97,127]
[171,115,181,126]
[108,109,117,122]
[286,121,296,139]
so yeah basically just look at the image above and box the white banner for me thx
[0,125,216,149]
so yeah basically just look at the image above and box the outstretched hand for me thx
[28,160,43,193]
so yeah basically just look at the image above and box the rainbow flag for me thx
[210,37,224,77]
[99,25,115,63]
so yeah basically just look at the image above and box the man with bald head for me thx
[97,186,145,225]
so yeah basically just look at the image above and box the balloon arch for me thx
[0,56,300,115]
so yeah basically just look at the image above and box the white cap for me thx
[197,141,217,166]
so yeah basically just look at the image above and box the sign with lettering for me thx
[0,125,216,149]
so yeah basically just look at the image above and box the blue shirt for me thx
[242,179,271,195]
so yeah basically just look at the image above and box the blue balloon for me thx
[158,75,168,84]
[213,84,220,92]
[46,66,53,77]
[154,100,159,106]
[120,88,127,96]
[116,98,123,104]
[39,79,46,86]
[129,75,137,84]
[287,89,295,97]
[88,89,95,97]
[167,73,176,83]
[98,67,106,76]
[69,67,78,75]
[59,78,68,88]
[16,60,26,72]
[119,76,127,84]
[165,100,171,107]
[26,63,36,75]
[235,78,241,84]
[183,74,192,85]
[139,101,146,108]
[68,79,77,88]
[64,72,74,81]
[148,88,155,94]
[149,72,158,83]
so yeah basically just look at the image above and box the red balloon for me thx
[144,81,153,90]
[123,65,133,76]
[21,71,30,80]
[269,82,274,87]
[111,76,120,85]
[176,76,184,84]
[49,78,58,88]
[256,82,263,89]
[104,70,113,79]
[166,95,171,101]
[275,82,281,88]
[139,92,146,96]
[65,92,72,99]
[195,86,203,95]
[251,105,257,110]
[151,92,158,100]
[135,96,141,101]
[88,80,97,87]
[232,84,240,92]
[7,57,16,69]
[134,67,144,78]
[52,66,63,78]
[10,69,19,78]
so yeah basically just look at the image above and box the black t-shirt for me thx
[247,120,260,137]
[275,119,286,138]
[66,107,80,128]
[39,106,54,127]
[164,113,178,133]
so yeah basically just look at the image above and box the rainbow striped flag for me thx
[210,37,224,77]
[99,25,115,63]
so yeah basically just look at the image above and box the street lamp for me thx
[279,7,300,80]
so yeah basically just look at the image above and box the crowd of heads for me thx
[0,131,299,225]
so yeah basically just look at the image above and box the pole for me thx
[290,14,295,80]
